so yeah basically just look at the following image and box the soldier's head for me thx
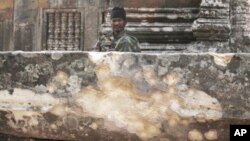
[110,7,127,34]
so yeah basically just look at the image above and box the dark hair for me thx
[111,7,126,20]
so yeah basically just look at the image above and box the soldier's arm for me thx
[93,32,115,52]
[132,39,141,52]
[115,40,140,52]
[116,37,141,52]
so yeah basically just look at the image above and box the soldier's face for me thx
[111,18,127,33]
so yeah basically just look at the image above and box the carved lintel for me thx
[192,0,230,41]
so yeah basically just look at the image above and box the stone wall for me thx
[230,0,250,52]
[2,0,250,52]
[103,0,233,52]
[0,0,14,51]
[0,0,102,51]
[0,52,250,140]
[1,1,250,140]
[110,0,201,8]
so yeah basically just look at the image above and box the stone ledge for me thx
[0,52,249,141]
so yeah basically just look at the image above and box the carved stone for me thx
[100,0,234,52]
[101,6,199,51]
[60,13,68,50]
[192,0,231,41]
[43,10,83,51]
[74,13,81,50]
[231,0,250,52]
[0,52,250,141]
[47,12,55,50]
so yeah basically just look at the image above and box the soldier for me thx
[94,7,141,52]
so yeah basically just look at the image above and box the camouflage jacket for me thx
[94,31,141,52]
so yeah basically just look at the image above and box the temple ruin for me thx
[0,0,250,141]
[1,0,248,52]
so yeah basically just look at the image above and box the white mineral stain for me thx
[0,54,224,140]
[0,88,61,132]
[210,53,234,67]
[54,71,69,86]
[5,110,41,133]
[89,122,98,130]
[50,124,58,130]
[163,72,179,86]
[143,66,159,86]
[0,88,60,110]
[88,52,108,63]
[75,55,223,140]
[49,103,84,117]
[47,83,57,93]
[176,89,222,121]
[188,129,203,141]
[47,70,69,93]
[204,130,218,140]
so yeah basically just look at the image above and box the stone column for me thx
[231,0,250,52]
[192,0,231,42]
[80,0,101,51]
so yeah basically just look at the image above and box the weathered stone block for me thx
[0,52,249,141]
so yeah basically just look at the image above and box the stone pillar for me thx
[14,0,40,51]
[77,0,101,51]
[231,0,250,52]
[192,0,231,42]
[0,0,14,51]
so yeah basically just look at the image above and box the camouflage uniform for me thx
[94,31,141,52]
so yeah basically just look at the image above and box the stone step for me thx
[102,24,195,43]
[140,43,187,51]
[125,8,199,23]
[102,7,197,45]
[124,7,200,13]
